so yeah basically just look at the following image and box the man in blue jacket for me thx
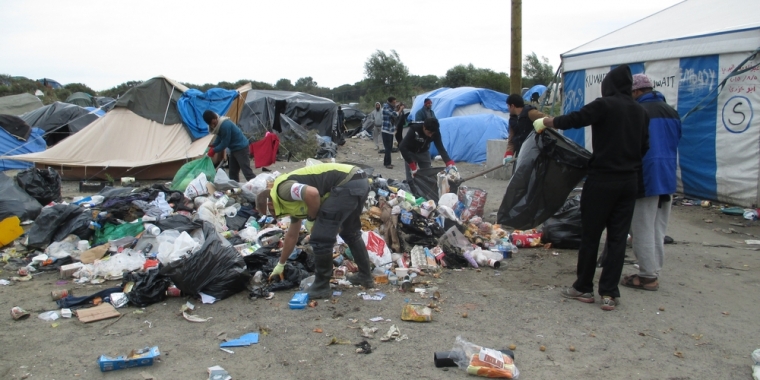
[621,74,682,292]
[203,110,255,182]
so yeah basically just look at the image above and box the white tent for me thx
[560,0,760,206]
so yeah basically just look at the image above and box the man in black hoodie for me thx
[537,65,649,311]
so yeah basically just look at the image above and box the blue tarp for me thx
[0,127,46,171]
[407,87,508,121]
[84,107,106,117]
[177,88,239,140]
[523,85,547,102]
[429,114,509,164]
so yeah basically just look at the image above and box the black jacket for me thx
[399,123,453,165]
[553,64,649,176]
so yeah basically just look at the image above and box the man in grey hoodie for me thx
[362,102,383,150]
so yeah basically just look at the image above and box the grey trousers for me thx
[368,125,381,149]
[631,195,672,278]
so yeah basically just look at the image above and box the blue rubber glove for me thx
[533,118,547,133]
[269,262,285,282]
[503,151,514,165]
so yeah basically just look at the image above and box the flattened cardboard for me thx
[77,303,120,323]
[80,243,110,264]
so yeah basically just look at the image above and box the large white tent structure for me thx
[560,0,760,206]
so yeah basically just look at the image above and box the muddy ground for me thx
[0,133,758,379]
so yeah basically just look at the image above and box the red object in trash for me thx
[166,286,181,297]
[207,147,215,157]
[511,232,543,248]
[143,259,159,270]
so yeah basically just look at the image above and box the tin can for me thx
[17,267,29,276]
[166,286,181,297]
[51,289,69,301]
[10,306,30,320]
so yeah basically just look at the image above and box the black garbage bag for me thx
[541,195,583,249]
[15,167,62,205]
[243,245,312,291]
[497,129,591,229]
[410,167,443,202]
[387,179,412,194]
[155,214,203,233]
[0,172,42,222]
[123,269,172,307]
[27,204,94,249]
[161,222,251,300]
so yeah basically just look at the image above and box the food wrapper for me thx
[452,336,519,379]
[401,304,432,322]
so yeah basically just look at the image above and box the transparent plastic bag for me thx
[93,250,147,278]
[197,200,226,232]
[157,231,199,265]
[241,173,276,198]
[452,336,519,379]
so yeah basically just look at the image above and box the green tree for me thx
[100,80,143,98]
[441,64,510,93]
[523,52,554,87]
[361,49,411,109]
[294,76,318,91]
[409,74,439,92]
[275,78,295,91]
[63,83,96,95]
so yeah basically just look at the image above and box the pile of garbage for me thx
[1,157,561,321]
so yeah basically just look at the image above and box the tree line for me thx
[0,51,554,112]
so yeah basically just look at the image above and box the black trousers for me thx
[228,148,255,183]
[573,174,637,298]
[309,176,370,259]
[382,132,394,166]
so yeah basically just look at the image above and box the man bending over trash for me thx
[400,117,457,188]
[256,163,375,299]
[203,110,255,182]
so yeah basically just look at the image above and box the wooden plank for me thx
[77,303,121,323]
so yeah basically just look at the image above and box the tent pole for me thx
[163,86,175,125]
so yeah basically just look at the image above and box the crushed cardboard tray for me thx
[77,303,121,323]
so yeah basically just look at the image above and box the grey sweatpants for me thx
[630,195,672,278]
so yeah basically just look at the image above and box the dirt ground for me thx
[0,132,758,379]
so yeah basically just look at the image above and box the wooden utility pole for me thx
[510,0,522,95]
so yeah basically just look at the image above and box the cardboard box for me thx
[77,303,120,323]
[98,346,160,372]
[59,262,84,279]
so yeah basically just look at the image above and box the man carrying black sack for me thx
[537,64,649,311]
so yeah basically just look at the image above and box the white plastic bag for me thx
[150,192,173,218]
[157,231,198,264]
[362,231,392,269]
[38,311,60,321]
[45,235,79,259]
[184,172,209,199]
[241,173,276,198]
[213,168,242,191]
[93,250,147,278]
[197,200,227,232]
[239,227,258,243]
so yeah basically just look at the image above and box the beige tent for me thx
[0,93,43,116]
[10,77,214,180]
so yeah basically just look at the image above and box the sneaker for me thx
[600,296,617,311]
[559,287,595,303]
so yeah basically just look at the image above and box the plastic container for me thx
[289,292,309,309]
[300,275,315,290]
[143,223,161,236]
[0,216,24,246]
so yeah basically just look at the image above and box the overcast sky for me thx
[0,0,683,91]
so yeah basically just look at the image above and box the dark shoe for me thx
[307,254,334,299]
[600,296,617,311]
[560,287,595,303]
[344,234,376,289]
[378,149,385,153]
[620,274,659,291]
[385,165,393,169]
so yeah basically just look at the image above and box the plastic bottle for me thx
[143,223,160,236]
[300,275,315,290]
[215,194,230,209]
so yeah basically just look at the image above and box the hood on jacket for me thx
[601,64,633,97]
[637,90,667,104]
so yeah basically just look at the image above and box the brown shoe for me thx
[620,274,659,291]
[559,287,595,303]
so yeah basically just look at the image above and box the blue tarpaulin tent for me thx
[0,127,46,171]
[429,114,509,163]
[523,85,547,102]
[407,87,509,121]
